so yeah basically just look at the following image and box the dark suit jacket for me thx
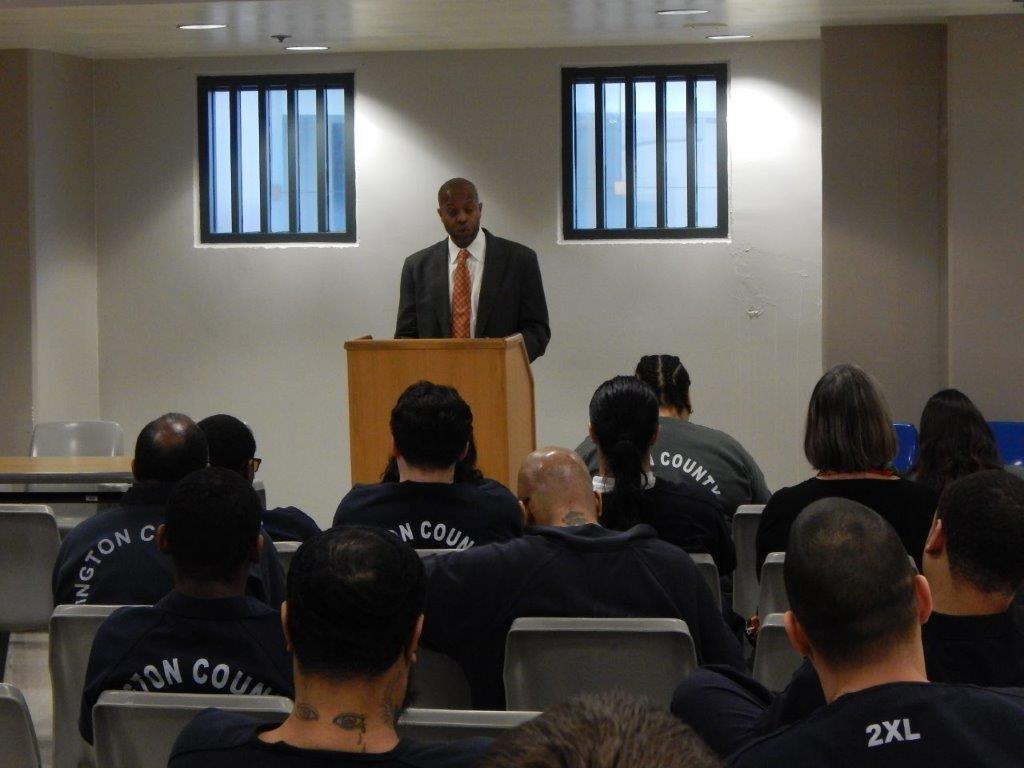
[394,229,551,361]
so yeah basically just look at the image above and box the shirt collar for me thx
[592,472,657,494]
[448,228,486,265]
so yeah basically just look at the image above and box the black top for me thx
[755,477,937,571]
[422,523,744,708]
[262,506,322,543]
[170,710,490,768]
[79,591,293,743]
[52,482,287,608]
[333,480,523,549]
[758,606,1024,741]
[730,682,1024,767]
[600,478,735,574]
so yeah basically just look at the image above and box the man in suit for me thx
[395,178,551,361]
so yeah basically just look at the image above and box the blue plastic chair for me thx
[892,423,919,473]
[989,422,1024,467]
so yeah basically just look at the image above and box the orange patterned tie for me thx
[451,249,471,338]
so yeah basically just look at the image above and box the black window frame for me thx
[561,64,728,241]
[197,73,356,244]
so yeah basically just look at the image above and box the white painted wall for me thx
[94,42,823,525]
[29,50,101,424]
[947,16,1024,420]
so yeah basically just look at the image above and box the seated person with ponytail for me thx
[586,376,734,574]
[577,355,770,521]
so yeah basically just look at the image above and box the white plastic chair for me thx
[415,648,473,709]
[93,690,291,768]
[757,552,788,617]
[274,541,300,574]
[752,613,804,692]
[397,708,538,742]
[503,617,698,710]
[30,422,124,457]
[732,505,764,620]
[0,683,41,768]
[690,553,722,609]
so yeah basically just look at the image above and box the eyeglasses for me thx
[250,457,262,473]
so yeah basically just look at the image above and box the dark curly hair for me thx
[910,389,1002,494]
[635,354,692,415]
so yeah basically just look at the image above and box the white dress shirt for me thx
[447,229,486,337]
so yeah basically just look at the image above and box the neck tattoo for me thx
[333,712,368,749]
[295,703,319,721]
[562,510,587,526]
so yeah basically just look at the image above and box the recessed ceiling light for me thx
[706,34,753,40]
[657,9,710,15]
[177,23,227,30]
[285,45,330,52]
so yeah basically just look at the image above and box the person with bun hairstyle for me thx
[576,355,770,521]
[587,376,735,573]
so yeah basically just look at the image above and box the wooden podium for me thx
[344,334,536,488]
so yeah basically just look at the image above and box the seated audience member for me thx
[479,692,722,768]
[422,447,743,709]
[53,413,286,608]
[576,355,770,521]
[587,376,734,572]
[756,363,936,572]
[334,381,522,549]
[674,482,1024,755]
[710,501,1024,766]
[169,526,489,768]
[380,430,500,489]
[198,414,321,542]
[79,467,293,744]
[908,389,1003,495]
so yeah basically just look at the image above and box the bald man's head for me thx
[517,447,599,527]
[437,178,478,206]
[133,413,208,483]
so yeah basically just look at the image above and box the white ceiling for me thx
[0,0,1019,59]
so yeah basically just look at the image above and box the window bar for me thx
[316,87,327,233]
[344,84,356,235]
[258,88,269,234]
[204,91,215,234]
[593,79,605,230]
[624,78,635,230]
[715,77,728,232]
[685,79,697,230]
[287,88,298,233]
[229,89,241,234]
[655,77,667,230]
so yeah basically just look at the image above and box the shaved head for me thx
[133,413,208,482]
[437,177,478,206]
[517,447,599,527]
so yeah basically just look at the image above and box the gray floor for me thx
[6,631,53,768]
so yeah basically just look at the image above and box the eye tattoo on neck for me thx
[295,703,319,721]
[562,510,587,525]
[333,712,368,747]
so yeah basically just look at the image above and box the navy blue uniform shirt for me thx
[730,682,1024,767]
[600,478,735,573]
[52,481,287,608]
[333,479,522,549]
[169,710,491,768]
[422,523,744,708]
[262,506,321,543]
[79,590,293,743]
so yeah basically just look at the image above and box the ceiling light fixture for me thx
[177,23,227,30]
[706,34,752,40]
[285,45,330,51]
[657,9,710,15]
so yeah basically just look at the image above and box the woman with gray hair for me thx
[755,364,937,572]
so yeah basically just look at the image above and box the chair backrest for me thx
[414,648,474,709]
[752,613,804,692]
[892,423,919,473]
[757,552,788,617]
[990,421,1024,467]
[0,506,60,632]
[732,505,765,620]
[30,421,124,457]
[503,617,698,711]
[397,708,538,742]
[689,553,721,609]
[93,690,291,768]
[416,549,457,558]
[0,683,41,768]
[50,604,125,768]
[274,541,300,574]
